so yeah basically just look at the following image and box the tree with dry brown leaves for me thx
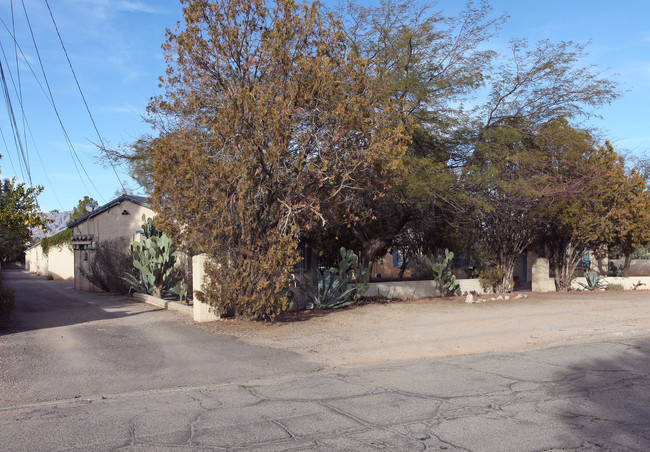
[148,0,408,318]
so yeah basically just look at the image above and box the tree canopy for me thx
[149,0,407,318]
[0,178,48,263]
[105,0,645,310]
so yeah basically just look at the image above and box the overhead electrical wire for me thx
[44,0,126,193]
[0,126,18,176]
[18,0,105,202]
[0,17,95,201]
[10,0,29,178]
[0,58,30,184]
[0,39,64,209]
[0,19,94,203]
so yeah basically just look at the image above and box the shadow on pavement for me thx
[551,337,650,450]
[0,269,156,336]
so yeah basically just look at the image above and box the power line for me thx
[0,16,94,198]
[44,0,126,193]
[0,126,18,176]
[0,57,30,184]
[10,0,28,177]
[18,0,105,202]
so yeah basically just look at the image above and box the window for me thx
[392,249,404,267]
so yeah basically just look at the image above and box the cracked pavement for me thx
[1,270,650,451]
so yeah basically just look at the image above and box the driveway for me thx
[0,269,315,407]
[1,269,650,451]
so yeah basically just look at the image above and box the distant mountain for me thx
[31,211,72,240]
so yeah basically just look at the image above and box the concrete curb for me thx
[132,292,193,317]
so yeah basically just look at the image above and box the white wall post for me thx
[192,253,220,322]
[531,257,556,292]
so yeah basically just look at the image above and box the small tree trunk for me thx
[623,254,632,277]
[498,260,516,293]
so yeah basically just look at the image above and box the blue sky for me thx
[0,0,648,213]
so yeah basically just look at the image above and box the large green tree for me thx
[461,36,620,291]
[69,196,98,223]
[324,0,503,267]
[535,122,625,290]
[149,0,407,318]
[0,178,49,264]
[607,168,650,275]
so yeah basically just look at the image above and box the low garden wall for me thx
[363,278,489,300]
[569,276,650,291]
[132,292,193,317]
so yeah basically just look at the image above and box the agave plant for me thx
[299,267,356,309]
[577,270,607,291]
[298,247,371,310]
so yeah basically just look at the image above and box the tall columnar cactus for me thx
[123,215,178,298]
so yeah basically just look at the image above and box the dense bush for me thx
[79,239,133,294]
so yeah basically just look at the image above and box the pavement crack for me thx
[429,431,472,452]
[318,400,374,428]
[264,415,296,440]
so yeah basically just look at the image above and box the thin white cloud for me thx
[117,1,165,14]
[109,56,146,82]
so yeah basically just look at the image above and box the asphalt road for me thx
[1,269,650,451]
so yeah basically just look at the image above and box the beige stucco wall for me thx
[25,245,41,274]
[46,245,74,281]
[73,200,154,291]
[24,243,73,280]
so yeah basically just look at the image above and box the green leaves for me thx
[0,178,48,262]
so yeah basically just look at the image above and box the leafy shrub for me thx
[605,283,624,291]
[197,232,299,320]
[479,266,507,293]
[425,249,460,297]
[79,238,133,294]
[632,246,650,260]
[171,283,189,303]
[608,261,624,277]
[407,255,434,280]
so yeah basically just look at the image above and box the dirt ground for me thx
[200,290,650,368]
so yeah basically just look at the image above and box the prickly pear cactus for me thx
[123,214,178,297]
